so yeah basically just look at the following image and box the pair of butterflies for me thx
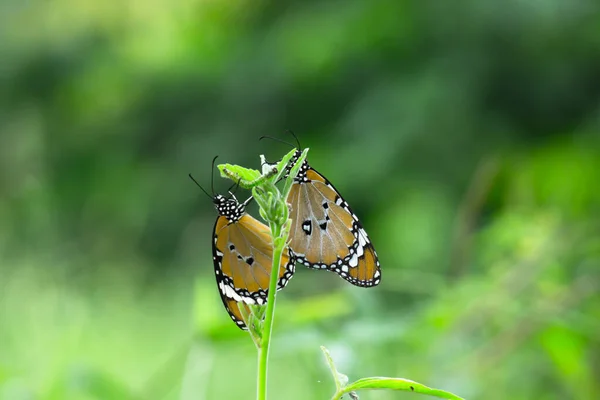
[207,149,381,330]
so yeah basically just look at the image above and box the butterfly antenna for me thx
[188,173,212,199]
[226,178,242,199]
[259,135,296,149]
[284,129,302,149]
[210,155,219,196]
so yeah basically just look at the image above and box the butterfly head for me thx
[214,194,247,222]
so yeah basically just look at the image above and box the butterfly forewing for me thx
[289,180,355,265]
[286,152,381,287]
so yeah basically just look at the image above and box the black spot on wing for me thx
[302,220,312,235]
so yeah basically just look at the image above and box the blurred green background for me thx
[1,1,600,399]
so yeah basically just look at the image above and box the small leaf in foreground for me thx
[320,346,345,392]
[344,377,465,400]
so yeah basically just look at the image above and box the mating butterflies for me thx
[194,139,381,329]
[282,149,381,287]
[190,170,295,330]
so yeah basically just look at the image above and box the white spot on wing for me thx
[356,244,364,257]
[358,229,368,247]
[349,253,358,267]
[241,296,256,305]
[219,282,242,302]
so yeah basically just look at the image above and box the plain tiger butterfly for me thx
[189,159,295,330]
[263,133,381,288]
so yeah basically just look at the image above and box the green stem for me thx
[257,222,285,400]
[331,391,343,400]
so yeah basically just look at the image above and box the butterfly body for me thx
[284,150,381,287]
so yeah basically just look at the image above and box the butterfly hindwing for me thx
[219,290,251,330]
[285,151,381,287]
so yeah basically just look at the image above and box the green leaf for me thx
[241,304,265,349]
[263,147,298,183]
[218,164,263,188]
[344,377,465,400]
[322,346,464,400]
[321,346,348,393]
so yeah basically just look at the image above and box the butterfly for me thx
[263,134,381,287]
[189,162,295,330]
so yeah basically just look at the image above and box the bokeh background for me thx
[1,1,600,399]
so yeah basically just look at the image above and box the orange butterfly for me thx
[190,163,295,330]
[264,135,381,287]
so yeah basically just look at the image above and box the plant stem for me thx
[257,222,284,400]
[330,390,343,400]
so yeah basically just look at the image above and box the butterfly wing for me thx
[287,165,381,287]
[219,296,251,330]
[213,214,295,329]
